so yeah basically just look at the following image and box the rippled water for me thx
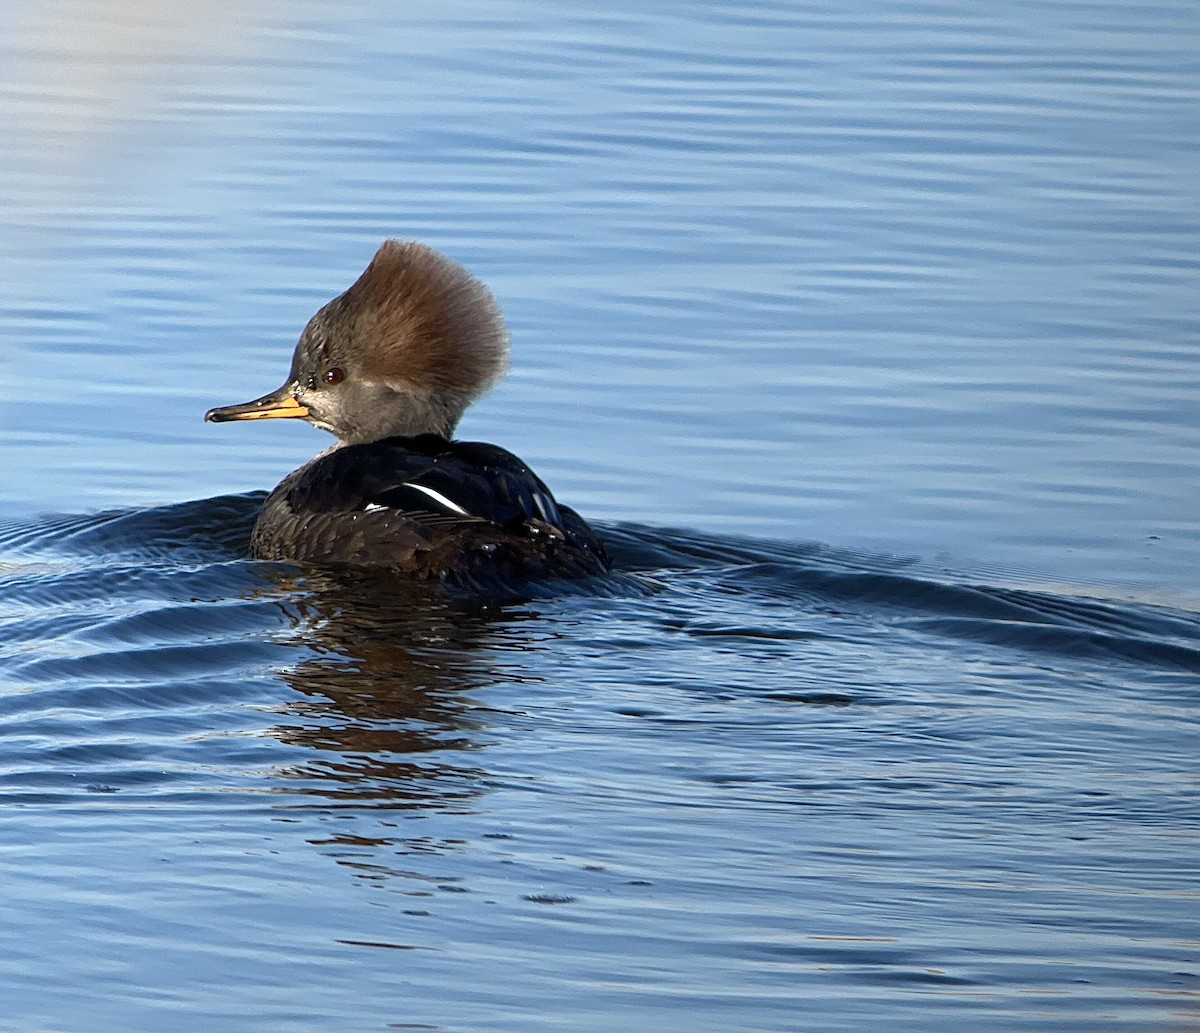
[1,1,1198,1030]
[3,500,1198,1031]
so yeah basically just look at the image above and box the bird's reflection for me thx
[260,565,540,810]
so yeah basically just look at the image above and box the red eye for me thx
[323,367,344,386]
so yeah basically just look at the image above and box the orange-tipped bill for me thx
[205,385,310,423]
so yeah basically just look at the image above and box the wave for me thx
[2,497,1198,676]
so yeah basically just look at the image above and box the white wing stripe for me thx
[402,482,472,517]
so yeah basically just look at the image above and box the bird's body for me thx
[206,240,610,584]
[252,434,609,581]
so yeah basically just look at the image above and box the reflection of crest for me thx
[260,567,540,811]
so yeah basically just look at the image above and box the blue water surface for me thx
[0,1,1197,1031]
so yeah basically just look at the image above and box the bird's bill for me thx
[205,384,310,423]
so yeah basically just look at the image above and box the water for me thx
[1,1,1198,1030]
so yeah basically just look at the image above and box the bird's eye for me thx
[322,367,345,386]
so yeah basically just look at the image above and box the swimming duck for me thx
[205,240,610,584]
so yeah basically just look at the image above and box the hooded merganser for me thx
[205,240,610,584]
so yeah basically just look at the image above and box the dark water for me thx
[2,499,1198,1032]
[2,1,1199,1030]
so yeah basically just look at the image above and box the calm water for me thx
[1,1,1198,1030]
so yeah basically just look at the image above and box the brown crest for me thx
[338,239,510,399]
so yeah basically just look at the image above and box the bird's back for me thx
[251,434,611,584]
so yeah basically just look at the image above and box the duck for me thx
[205,239,611,585]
